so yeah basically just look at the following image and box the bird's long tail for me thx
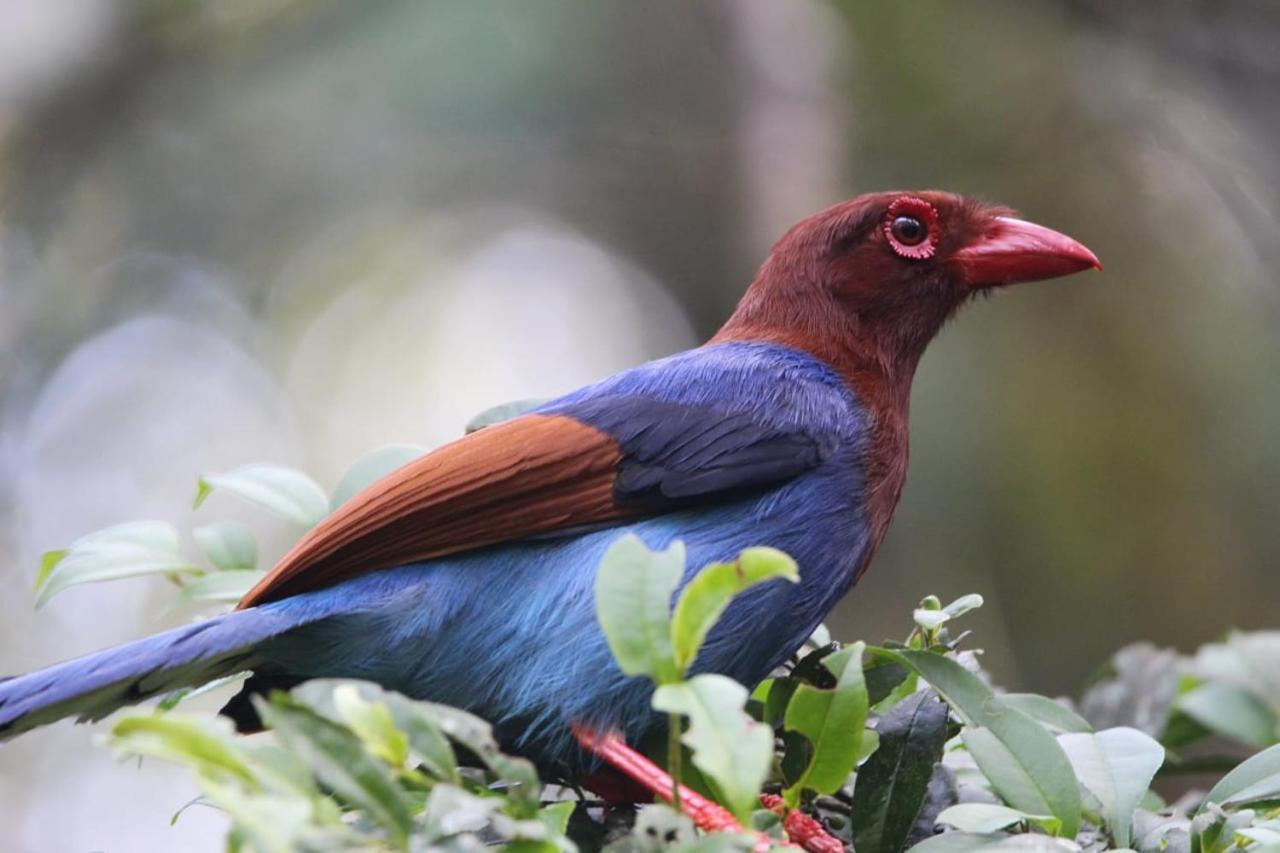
[0,604,317,740]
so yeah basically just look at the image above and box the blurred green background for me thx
[2,1,1278,849]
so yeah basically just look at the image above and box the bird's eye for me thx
[890,216,926,246]
[884,196,940,260]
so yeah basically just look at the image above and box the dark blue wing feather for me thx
[556,396,826,509]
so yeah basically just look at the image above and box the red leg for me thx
[572,723,744,833]
[573,724,846,852]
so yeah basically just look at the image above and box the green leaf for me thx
[1001,694,1093,734]
[1218,771,1280,807]
[198,780,314,853]
[181,570,263,603]
[291,681,460,785]
[782,642,869,803]
[595,534,684,684]
[1176,683,1276,749]
[652,674,773,823]
[849,689,949,853]
[332,683,410,767]
[538,801,576,836]
[192,521,258,572]
[1194,806,1257,853]
[109,713,257,787]
[398,696,539,813]
[465,398,549,433]
[158,672,252,712]
[420,784,500,841]
[875,647,1083,838]
[33,549,67,592]
[382,699,460,785]
[1236,823,1280,848]
[865,660,911,706]
[907,832,1013,853]
[671,547,799,673]
[329,444,425,511]
[34,520,199,608]
[255,693,414,846]
[195,465,328,527]
[961,728,1062,824]
[935,803,1059,835]
[1201,743,1280,812]
[1057,727,1164,848]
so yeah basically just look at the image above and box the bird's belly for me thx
[257,463,868,774]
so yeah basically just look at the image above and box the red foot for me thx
[760,794,845,853]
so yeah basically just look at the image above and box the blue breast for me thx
[257,342,875,774]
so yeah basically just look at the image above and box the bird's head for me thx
[717,190,1100,372]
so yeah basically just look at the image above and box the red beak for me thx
[950,216,1101,288]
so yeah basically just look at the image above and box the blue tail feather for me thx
[0,604,317,739]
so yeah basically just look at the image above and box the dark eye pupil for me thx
[891,216,925,245]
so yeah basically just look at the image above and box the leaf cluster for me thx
[32,412,1280,852]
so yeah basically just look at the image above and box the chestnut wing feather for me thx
[237,414,628,607]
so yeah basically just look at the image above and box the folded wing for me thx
[239,399,826,608]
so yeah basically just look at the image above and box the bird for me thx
[0,190,1099,787]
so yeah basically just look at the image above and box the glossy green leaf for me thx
[181,570,263,603]
[193,521,258,572]
[595,534,684,684]
[255,694,414,846]
[1057,727,1164,848]
[195,464,328,527]
[671,547,798,672]
[935,803,1059,835]
[850,689,949,853]
[35,520,199,608]
[329,444,425,510]
[875,647,1082,837]
[652,674,773,823]
[465,398,549,433]
[1201,743,1280,811]
[782,642,868,803]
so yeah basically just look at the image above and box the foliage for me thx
[32,421,1280,852]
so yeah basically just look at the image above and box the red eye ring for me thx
[884,196,940,260]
